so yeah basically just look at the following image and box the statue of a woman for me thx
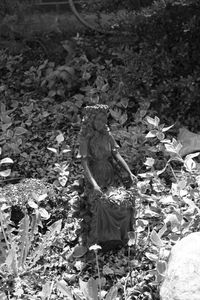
[78,104,136,250]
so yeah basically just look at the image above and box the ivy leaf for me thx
[37,193,48,202]
[2,123,12,131]
[59,176,68,187]
[145,252,158,261]
[62,149,71,154]
[119,112,127,125]
[150,229,164,247]
[79,278,98,300]
[47,147,58,154]
[38,208,50,220]
[144,157,155,167]
[56,133,64,145]
[146,130,157,138]
[146,116,160,127]
[0,158,13,164]
[184,157,196,172]
[28,199,38,209]
[105,285,119,300]
[164,213,181,231]
[156,259,167,276]
[162,124,174,132]
[0,169,11,177]
[15,127,28,135]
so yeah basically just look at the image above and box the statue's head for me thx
[81,104,109,134]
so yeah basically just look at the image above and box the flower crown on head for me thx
[84,104,109,116]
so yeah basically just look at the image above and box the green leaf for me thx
[164,213,180,231]
[56,133,64,144]
[15,127,28,135]
[0,158,13,164]
[38,208,50,220]
[145,252,158,261]
[47,147,58,154]
[73,245,88,258]
[56,280,73,299]
[119,112,127,125]
[0,292,7,300]
[162,124,174,132]
[184,157,196,172]
[150,229,164,247]
[0,169,11,177]
[156,259,167,276]
[39,281,52,300]
[144,157,155,167]
[1,123,12,131]
[79,278,98,300]
[5,242,18,275]
[105,285,118,300]
[37,193,48,202]
[59,176,68,187]
[28,199,38,209]
[146,131,157,138]
[146,116,160,127]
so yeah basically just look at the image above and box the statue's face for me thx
[93,112,107,131]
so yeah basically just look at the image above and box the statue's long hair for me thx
[79,104,110,141]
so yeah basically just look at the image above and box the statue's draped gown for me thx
[80,130,135,247]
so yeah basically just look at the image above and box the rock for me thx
[160,232,200,300]
[178,127,200,157]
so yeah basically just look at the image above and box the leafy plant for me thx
[47,132,71,187]
[0,197,62,297]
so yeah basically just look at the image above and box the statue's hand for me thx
[93,184,103,196]
[129,173,137,185]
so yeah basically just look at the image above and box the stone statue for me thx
[78,104,136,250]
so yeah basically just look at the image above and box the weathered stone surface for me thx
[178,127,200,157]
[160,232,200,300]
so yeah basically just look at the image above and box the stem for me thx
[95,252,102,300]
[47,281,54,300]
[128,246,133,286]
[168,163,178,182]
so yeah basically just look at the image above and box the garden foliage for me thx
[1,0,200,299]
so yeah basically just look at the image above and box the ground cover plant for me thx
[1,0,200,299]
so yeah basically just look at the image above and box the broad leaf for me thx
[146,116,160,127]
[38,208,50,220]
[156,260,167,276]
[15,127,28,135]
[0,169,11,177]
[56,280,73,299]
[79,278,98,300]
[0,158,14,164]
[105,285,118,300]
[28,199,38,209]
[162,124,174,132]
[145,252,158,261]
[150,230,164,247]
[47,147,58,154]
[56,133,64,144]
[146,131,157,138]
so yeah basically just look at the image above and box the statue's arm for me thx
[81,158,102,194]
[109,132,137,182]
[82,158,97,187]
[113,151,136,177]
